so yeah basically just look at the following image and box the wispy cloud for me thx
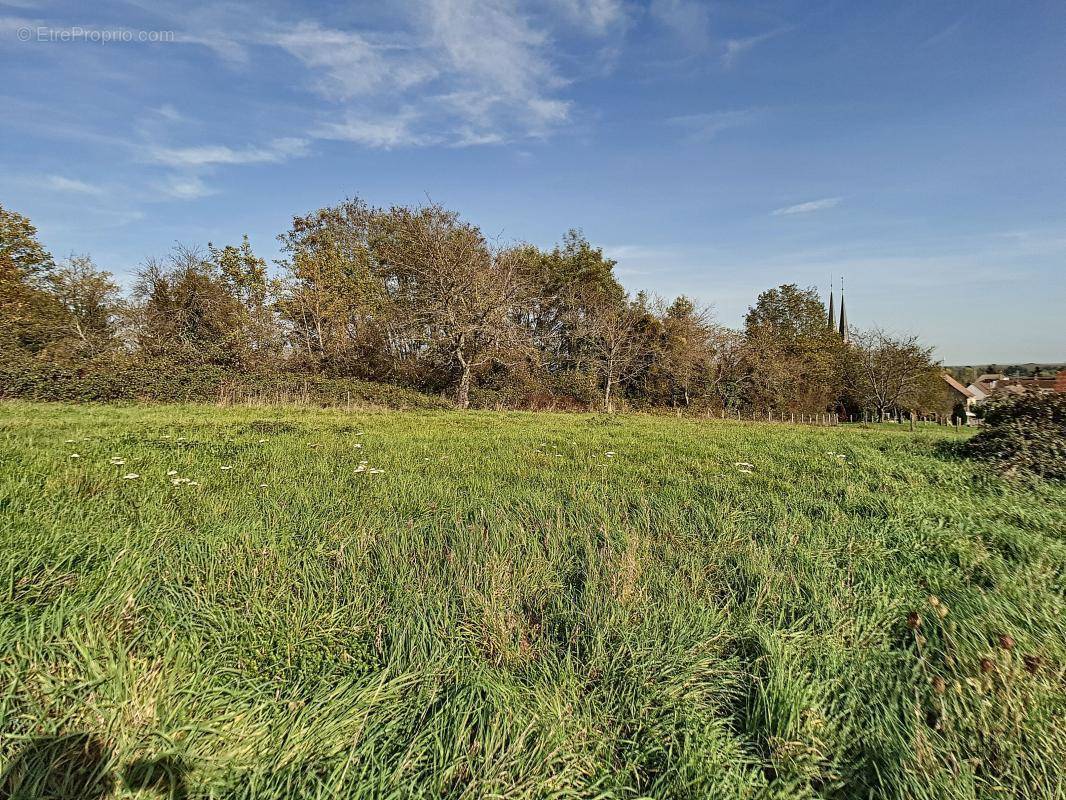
[44,175,106,196]
[550,0,628,36]
[253,1,579,147]
[722,28,788,67]
[145,137,309,167]
[667,109,761,143]
[771,197,842,216]
[268,21,435,100]
[157,174,215,200]
[922,17,965,48]
[314,112,429,149]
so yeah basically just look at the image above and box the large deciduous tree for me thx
[843,328,940,418]
[743,284,843,413]
[0,203,64,355]
[371,204,530,409]
[131,245,247,367]
[47,254,122,356]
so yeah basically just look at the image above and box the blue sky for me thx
[2,0,1064,363]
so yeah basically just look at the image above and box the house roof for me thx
[941,373,973,397]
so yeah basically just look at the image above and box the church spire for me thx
[838,277,848,343]
[827,278,836,331]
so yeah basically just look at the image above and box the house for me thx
[968,371,1063,400]
[941,373,978,423]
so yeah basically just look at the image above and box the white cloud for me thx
[268,21,435,100]
[722,29,786,67]
[314,112,429,149]
[279,1,576,148]
[152,104,185,123]
[668,109,760,142]
[158,174,215,200]
[550,0,628,35]
[771,197,842,216]
[424,0,569,133]
[146,137,309,167]
[44,175,106,196]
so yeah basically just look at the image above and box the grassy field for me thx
[0,402,1063,800]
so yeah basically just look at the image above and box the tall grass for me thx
[1,402,1063,799]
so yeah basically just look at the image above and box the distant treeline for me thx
[947,364,1065,382]
[1,199,953,415]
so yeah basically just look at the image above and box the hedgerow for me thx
[966,393,1066,480]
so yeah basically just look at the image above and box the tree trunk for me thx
[456,364,472,410]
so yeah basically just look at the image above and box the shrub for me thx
[965,393,1066,479]
[0,349,453,410]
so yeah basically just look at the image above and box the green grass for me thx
[0,402,1063,800]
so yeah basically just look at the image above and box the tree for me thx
[582,296,657,412]
[47,254,122,356]
[1,203,54,281]
[207,237,281,368]
[843,328,940,418]
[131,245,246,367]
[371,204,530,409]
[653,295,715,407]
[0,203,64,355]
[705,325,748,410]
[276,199,397,373]
[743,284,843,413]
[515,230,625,376]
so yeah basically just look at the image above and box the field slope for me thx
[1,402,1064,799]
